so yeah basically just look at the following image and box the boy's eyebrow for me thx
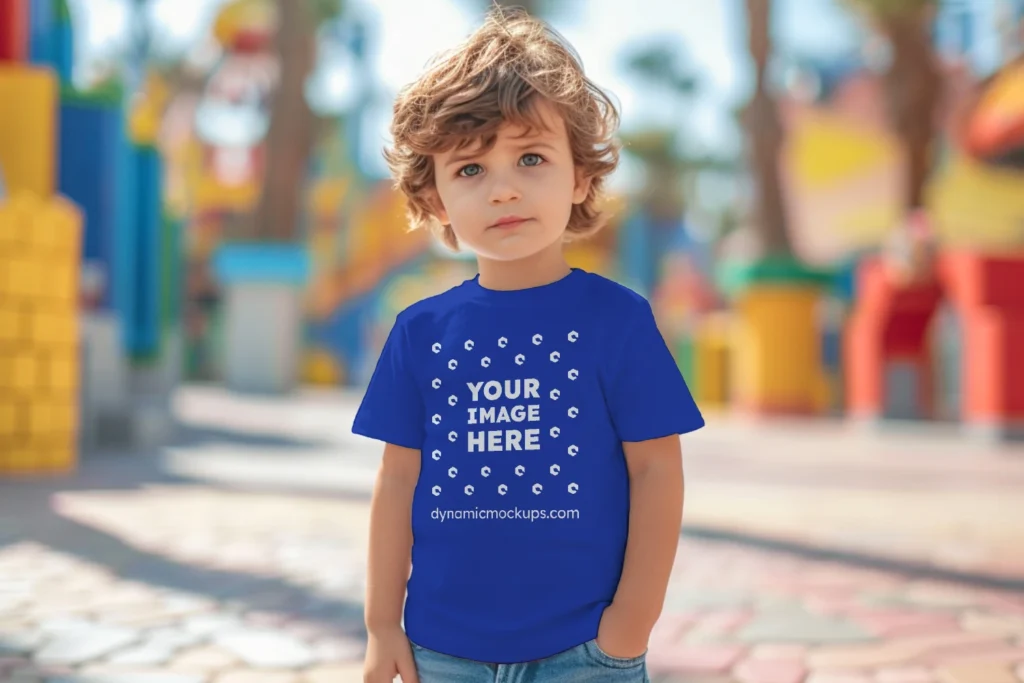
[444,139,558,167]
[515,140,557,153]
[445,149,481,167]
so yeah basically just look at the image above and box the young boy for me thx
[353,7,704,682]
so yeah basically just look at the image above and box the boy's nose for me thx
[488,179,521,204]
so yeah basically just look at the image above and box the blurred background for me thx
[2,1,1024,681]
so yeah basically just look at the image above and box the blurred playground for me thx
[0,0,1021,480]
[0,0,1021,481]
[0,1,1022,474]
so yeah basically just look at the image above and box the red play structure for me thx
[846,251,1024,439]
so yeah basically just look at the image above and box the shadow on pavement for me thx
[684,526,1024,594]
[170,422,335,452]
[0,435,369,641]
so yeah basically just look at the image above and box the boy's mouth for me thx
[489,216,531,229]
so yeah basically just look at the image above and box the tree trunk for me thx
[744,0,792,258]
[253,0,316,242]
[879,8,942,211]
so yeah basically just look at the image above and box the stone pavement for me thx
[0,385,1021,682]
[2,485,1024,683]
[679,414,1024,584]
[0,485,371,683]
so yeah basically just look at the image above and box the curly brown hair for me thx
[383,5,621,250]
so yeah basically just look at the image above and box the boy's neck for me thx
[476,242,572,292]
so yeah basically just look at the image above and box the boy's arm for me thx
[365,443,420,634]
[599,435,684,655]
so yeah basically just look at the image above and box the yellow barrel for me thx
[731,284,826,414]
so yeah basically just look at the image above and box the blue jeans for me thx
[411,638,651,682]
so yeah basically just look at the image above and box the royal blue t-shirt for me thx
[351,267,704,663]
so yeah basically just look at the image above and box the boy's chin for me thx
[463,230,567,263]
[473,241,563,263]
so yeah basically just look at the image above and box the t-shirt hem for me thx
[405,623,598,664]
[350,423,422,451]
[618,416,706,443]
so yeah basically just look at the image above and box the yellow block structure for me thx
[0,65,57,198]
[730,285,828,415]
[692,312,731,410]
[0,193,81,476]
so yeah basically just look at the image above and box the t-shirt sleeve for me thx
[603,299,705,442]
[351,314,426,450]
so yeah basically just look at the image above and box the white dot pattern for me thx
[427,332,583,499]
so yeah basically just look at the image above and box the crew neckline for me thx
[465,267,585,305]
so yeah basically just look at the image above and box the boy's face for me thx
[430,99,591,262]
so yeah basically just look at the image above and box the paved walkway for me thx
[169,386,1024,583]
[0,386,1021,682]
[680,414,1024,584]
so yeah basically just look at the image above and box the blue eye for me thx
[458,164,483,177]
[520,154,544,167]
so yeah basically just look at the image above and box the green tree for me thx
[623,41,698,103]
[491,0,544,14]
[619,40,715,221]
[480,1,582,23]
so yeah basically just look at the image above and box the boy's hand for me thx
[363,626,419,683]
[596,602,650,659]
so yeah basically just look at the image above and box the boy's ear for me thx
[572,169,592,205]
[425,188,450,225]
